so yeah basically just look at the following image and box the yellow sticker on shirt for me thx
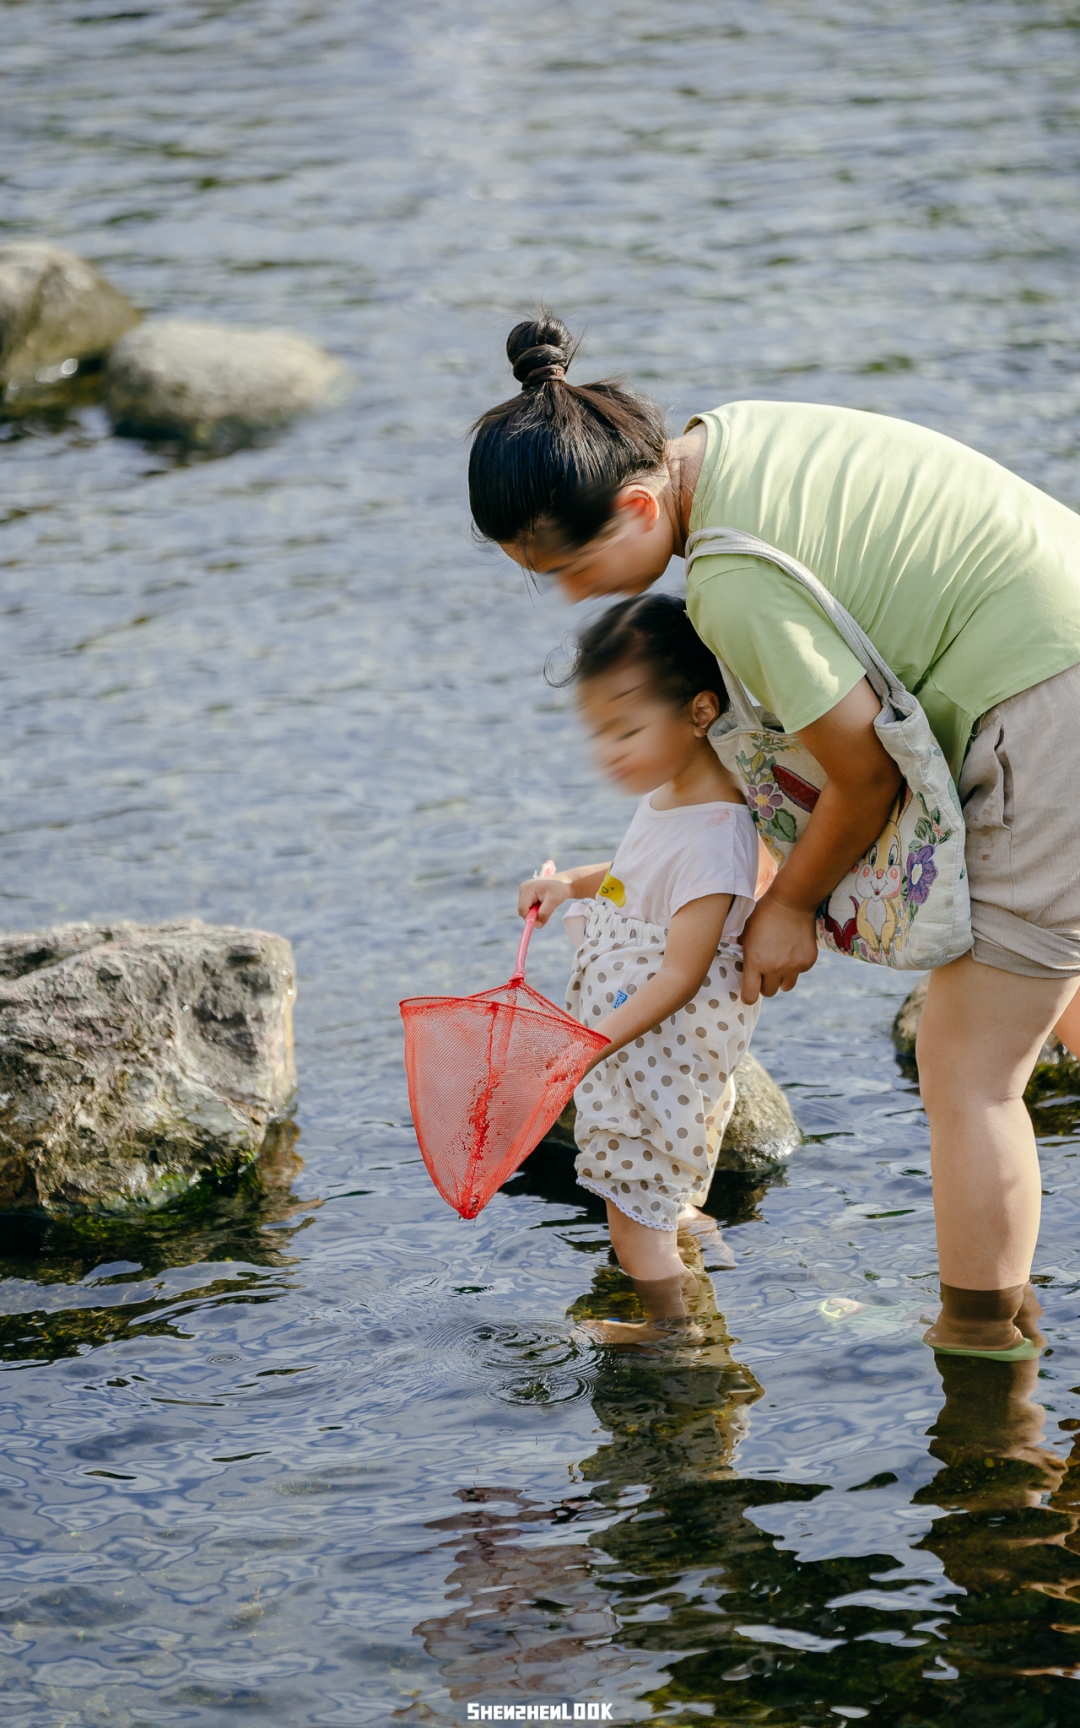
[597,872,626,908]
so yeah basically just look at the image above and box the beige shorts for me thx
[959,660,1080,979]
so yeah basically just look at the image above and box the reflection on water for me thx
[5,0,1080,1721]
[402,1167,1080,1722]
[0,1124,312,1365]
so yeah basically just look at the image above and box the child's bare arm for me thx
[582,893,733,1070]
[517,862,612,927]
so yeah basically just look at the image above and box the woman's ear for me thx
[689,690,721,735]
[612,483,662,532]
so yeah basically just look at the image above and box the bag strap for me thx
[711,653,762,731]
[685,526,906,711]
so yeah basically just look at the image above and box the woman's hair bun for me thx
[470,312,667,548]
[507,315,575,388]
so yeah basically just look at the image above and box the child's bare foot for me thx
[579,1270,707,1346]
[582,1314,706,1346]
[677,1204,735,1268]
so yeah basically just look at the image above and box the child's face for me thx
[577,661,704,794]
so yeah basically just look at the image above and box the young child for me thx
[518,595,764,1335]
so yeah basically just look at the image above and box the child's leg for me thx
[606,1201,685,1281]
[674,1067,744,1257]
[677,1203,735,1267]
[586,1201,705,1341]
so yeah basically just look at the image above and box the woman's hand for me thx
[517,875,573,927]
[740,894,818,1003]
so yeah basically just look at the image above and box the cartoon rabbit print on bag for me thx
[817,785,954,963]
[853,810,904,957]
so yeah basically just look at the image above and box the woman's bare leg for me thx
[1052,982,1080,1057]
[916,955,1078,1343]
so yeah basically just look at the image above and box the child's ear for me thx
[689,690,721,734]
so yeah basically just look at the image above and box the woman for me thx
[469,315,1080,1360]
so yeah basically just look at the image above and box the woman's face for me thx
[501,483,675,602]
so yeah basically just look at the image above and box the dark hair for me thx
[469,314,668,550]
[554,594,728,713]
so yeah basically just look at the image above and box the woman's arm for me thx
[741,677,901,1003]
[583,893,733,1070]
[517,861,612,927]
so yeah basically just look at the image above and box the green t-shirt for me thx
[684,401,1080,777]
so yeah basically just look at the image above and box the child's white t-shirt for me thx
[565,795,760,945]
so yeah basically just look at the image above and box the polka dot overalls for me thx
[567,902,760,1230]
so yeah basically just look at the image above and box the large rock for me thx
[0,920,296,1213]
[0,241,139,405]
[714,1051,802,1170]
[544,1051,801,1176]
[104,318,347,448]
[892,973,1080,1095]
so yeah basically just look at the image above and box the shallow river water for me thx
[5,2,1080,1723]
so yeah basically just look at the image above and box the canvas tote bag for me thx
[684,527,972,970]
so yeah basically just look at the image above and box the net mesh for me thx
[400,977,610,1219]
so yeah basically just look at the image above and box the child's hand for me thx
[581,1031,613,1076]
[518,874,573,927]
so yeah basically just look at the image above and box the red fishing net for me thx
[400,913,609,1220]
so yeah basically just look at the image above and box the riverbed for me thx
[4,3,1080,1723]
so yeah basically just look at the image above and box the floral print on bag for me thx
[734,734,824,865]
[732,731,954,965]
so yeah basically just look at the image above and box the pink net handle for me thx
[510,859,556,984]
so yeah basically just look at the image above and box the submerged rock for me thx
[0,920,296,1213]
[0,241,139,407]
[104,318,347,448]
[544,1051,801,1176]
[892,973,1080,1095]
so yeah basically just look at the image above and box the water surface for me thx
[4,2,1080,1722]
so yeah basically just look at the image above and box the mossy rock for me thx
[0,241,138,409]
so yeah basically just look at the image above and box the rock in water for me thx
[544,1052,801,1176]
[714,1052,802,1171]
[104,319,347,448]
[890,974,930,1058]
[0,241,139,406]
[892,973,1080,1095]
[0,921,296,1212]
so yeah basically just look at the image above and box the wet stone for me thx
[104,318,347,449]
[0,240,138,409]
[0,919,296,1213]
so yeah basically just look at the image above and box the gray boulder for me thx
[544,1051,801,1176]
[892,973,1080,1095]
[0,920,296,1213]
[890,974,930,1058]
[104,318,347,448]
[0,241,138,405]
[714,1051,802,1171]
